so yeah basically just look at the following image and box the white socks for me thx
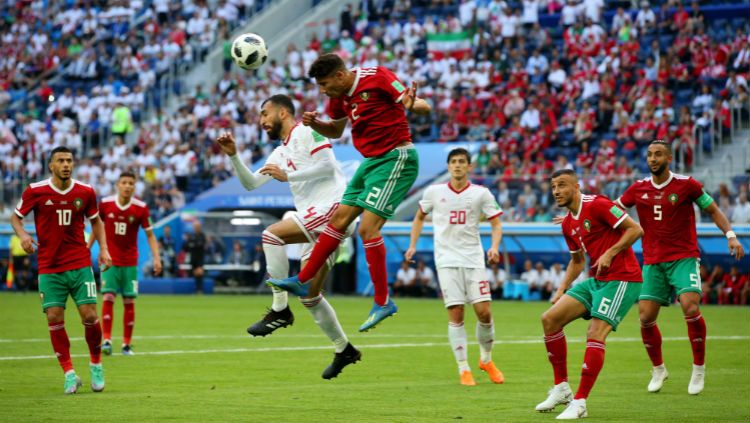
[476,320,495,364]
[301,295,348,353]
[262,230,289,312]
[449,322,470,372]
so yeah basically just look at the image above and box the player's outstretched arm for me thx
[145,229,162,275]
[10,214,37,254]
[704,202,745,260]
[216,132,273,191]
[91,216,112,271]
[551,250,586,304]
[405,208,427,263]
[302,111,347,139]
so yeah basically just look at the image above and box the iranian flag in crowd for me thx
[426,32,472,60]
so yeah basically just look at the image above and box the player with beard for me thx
[11,146,112,394]
[615,140,745,395]
[216,94,361,379]
[537,169,643,420]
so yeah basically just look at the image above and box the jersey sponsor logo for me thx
[287,158,297,170]
[45,199,53,206]
[73,198,83,210]
[641,193,648,199]
[108,212,115,218]
[583,219,592,232]
[359,92,370,101]
[668,193,678,205]
[391,80,406,93]
[386,204,394,211]
[609,205,624,218]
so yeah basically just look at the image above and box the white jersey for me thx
[419,182,503,269]
[264,123,346,212]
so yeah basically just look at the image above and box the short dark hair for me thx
[119,170,137,180]
[261,94,295,116]
[649,139,671,150]
[48,146,74,164]
[447,148,471,164]
[308,53,346,79]
[550,169,577,180]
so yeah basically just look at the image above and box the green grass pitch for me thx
[0,293,748,422]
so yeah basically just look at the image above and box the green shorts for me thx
[341,145,418,219]
[101,266,139,298]
[566,278,641,331]
[38,267,97,311]
[640,258,701,305]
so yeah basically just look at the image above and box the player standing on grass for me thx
[405,148,505,386]
[268,53,432,332]
[92,171,162,356]
[217,94,361,379]
[537,169,643,420]
[614,140,745,395]
[10,146,112,394]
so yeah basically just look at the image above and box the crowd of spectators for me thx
[1,0,749,227]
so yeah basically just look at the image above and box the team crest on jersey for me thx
[73,198,83,209]
[128,215,135,223]
[668,193,678,204]
[360,92,370,101]
[583,219,592,232]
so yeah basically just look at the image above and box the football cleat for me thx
[64,372,82,394]
[688,364,705,395]
[266,276,309,297]
[247,307,295,337]
[102,340,112,356]
[121,345,135,356]
[536,382,573,412]
[478,360,505,384]
[90,363,105,392]
[556,398,587,420]
[647,364,668,392]
[322,343,362,379]
[460,370,477,386]
[358,299,398,332]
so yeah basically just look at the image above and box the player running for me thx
[405,148,505,386]
[217,94,360,379]
[92,171,162,356]
[537,169,643,420]
[615,140,745,395]
[10,146,112,394]
[269,53,432,332]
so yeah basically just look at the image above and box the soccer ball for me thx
[231,33,268,70]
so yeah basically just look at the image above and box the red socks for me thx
[575,339,606,400]
[363,237,388,306]
[48,321,73,373]
[544,330,568,385]
[123,300,135,346]
[685,313,706,366]
[640,321,664,366]
[84,319,102,364]
[298,224,344,283]
[101,298,114,341]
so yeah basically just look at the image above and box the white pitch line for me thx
[0,333,459,343]
[0,336,747,362]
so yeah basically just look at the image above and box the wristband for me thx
[726,230,736,239]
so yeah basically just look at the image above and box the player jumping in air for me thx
[268,53,432,332]
[615,140,745,395]
[537,169,643,419]
[91,170,162,356]
[217,94,360,379]
[11,146,112,394]
[405,148,505,386]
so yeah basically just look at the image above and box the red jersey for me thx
[99,196,153,266]
[561,194,642,282]
[616,172,712,265]
[326,66,412,157]
[14,179,98,274]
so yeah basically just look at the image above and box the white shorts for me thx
[437,267,492,308]
[291,203,355,268]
